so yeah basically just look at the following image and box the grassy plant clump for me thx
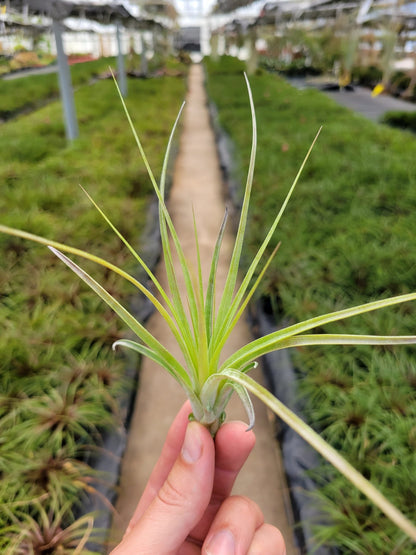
[0,70,186,551]
[204,54,246,76]
[381,110,416,133]
[205,55,416,551]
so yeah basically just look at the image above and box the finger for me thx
[112,422,215,555]
[126,401,192,533]
[248,523,287,555]
[202,495,264,554]
[214,420,256,499]
[188,420,256,542]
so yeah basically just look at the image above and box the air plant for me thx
[3,500,99,555]
[21,448,116,517]
[1,74,416,541]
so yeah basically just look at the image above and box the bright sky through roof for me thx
[172,0,263,18]
[173,0,214,16]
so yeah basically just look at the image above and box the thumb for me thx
[112,422,215,555]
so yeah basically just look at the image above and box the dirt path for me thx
[109,64,297,553]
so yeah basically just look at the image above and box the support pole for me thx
[140,32,148,76]
[116,22,127,97]
[52,19,79,141]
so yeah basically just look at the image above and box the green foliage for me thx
[205,57,416,551]
[261,57,322,77]
[3,500,103,554]
[389,71,414,97]
[0,57,116,119]
[0,69,187,551]
[259,27,350,77]
[381,110,416,133]
[203,54,246,75]
[351,65,383,88]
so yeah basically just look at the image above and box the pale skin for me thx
[111,401,286,555]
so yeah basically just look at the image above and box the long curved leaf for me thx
[276,334,416,348]
[214,73,257,336]
[205,209,228,342]
[213,127,322,356]
[221,292,416,370]
[222,369,416,542]
[48,247,191,389]
[114,74,200,373]
[113,339,193,394]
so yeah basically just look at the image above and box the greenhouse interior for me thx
[1,0,416,553]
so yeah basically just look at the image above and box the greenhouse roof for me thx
[211,0,416,29]
[256,0,358,21]
[253,0,416,26]
[358,0,416,22]
[213,0,258,13]
[7,1,137,22]
[5,0,164,29]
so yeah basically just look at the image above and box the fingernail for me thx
[181,422,203,464]
[205,529,236,555]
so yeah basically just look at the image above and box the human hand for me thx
[110,401,286,554]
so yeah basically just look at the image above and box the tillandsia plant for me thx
[2,74,416,541]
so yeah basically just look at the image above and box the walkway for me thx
[2,64,58,80]
[109,64,297,553]
[289,77,416,121]
[324,85,416,122]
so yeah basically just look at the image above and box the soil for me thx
[108,64,298,553]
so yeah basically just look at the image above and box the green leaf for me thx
[214,74,257,339]
[222,369,416,542]
[212,133,322,371]
[205,209,228,342]
[48,247,191,390]
[229,381,255,431]
[114,73,200,377]
[157,100,199,375]
[209,241,280,366]
[222,291,416,370]
[276,333,416,348]
[0,224,161,317]
[79,185,169,309]
[113,339,193,395]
